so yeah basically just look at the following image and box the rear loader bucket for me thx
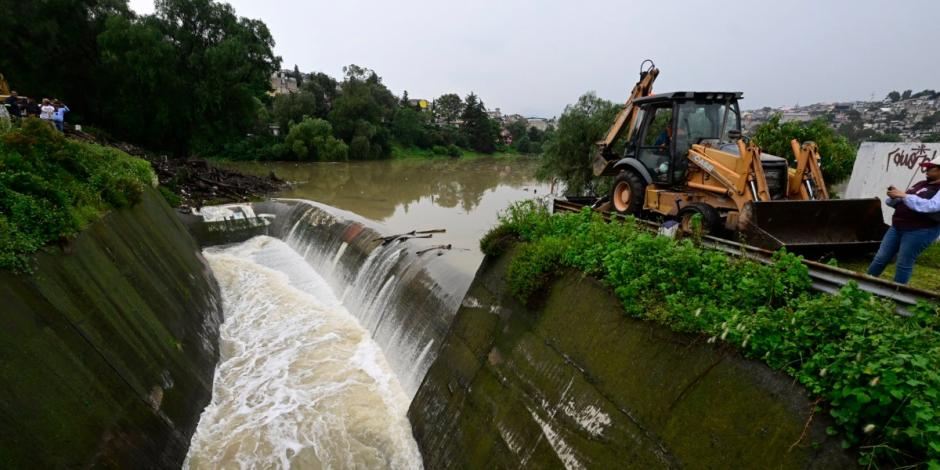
[740,199,887,254]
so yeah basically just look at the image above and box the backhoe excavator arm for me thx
[686,140,772,205]
[788,140,829,200]
[592,61,659,176]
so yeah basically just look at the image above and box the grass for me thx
[485,201,940,467]
[391,144,525,160]
[835,244,940,292]
[0,118,154,271]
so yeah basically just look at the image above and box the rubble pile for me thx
[150,157,281,210]
[65,128,282,210]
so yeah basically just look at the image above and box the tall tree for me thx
[460,93,498,153]
[434,93,462,124]
[0,0,131,123]
[271,92,320,132]
[293,64,303,87]
[328,65,396,159]
[154,0,279,153]
[391,107,429,148]
[537,92,619,194]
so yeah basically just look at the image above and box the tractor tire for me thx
[610,171,645,215]
[677,203,720,235]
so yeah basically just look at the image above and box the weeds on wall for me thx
[483,201,940,467]
[0,118,154,271]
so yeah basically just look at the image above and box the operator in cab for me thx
[867,157,940,284]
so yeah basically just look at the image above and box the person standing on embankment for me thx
[867,158,940,283]
[52,100,69,132]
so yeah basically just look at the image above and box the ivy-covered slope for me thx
[0,118,154,271]
[480,202,940,468]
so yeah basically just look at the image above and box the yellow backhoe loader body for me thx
[590,61,886,253]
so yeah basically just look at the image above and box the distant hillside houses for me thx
[743,91,940,141]
[269,70,299,95]
[525,117,554,131]
[495,112,555,131]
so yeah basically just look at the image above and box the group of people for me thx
[3,91,69,131]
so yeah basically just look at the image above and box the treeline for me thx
[0,0,278,156]
[0,0,550,160]
[885,89,939,103]
[239,65,528,161]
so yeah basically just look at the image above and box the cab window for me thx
[637,106,673,183]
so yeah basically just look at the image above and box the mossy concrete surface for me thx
[408,246,855,469]
[0,187,222,469]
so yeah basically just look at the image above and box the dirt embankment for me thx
[66,129,282,210]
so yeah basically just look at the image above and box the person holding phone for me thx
[867,158,940,283]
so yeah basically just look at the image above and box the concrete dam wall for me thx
[407,245,856,469]
[0,187,222,468]
[182,199,465,397]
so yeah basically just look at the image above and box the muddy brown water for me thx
[188,157,555,467]
[223,157,556,278]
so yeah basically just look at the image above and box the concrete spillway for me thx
[182,199,466,467]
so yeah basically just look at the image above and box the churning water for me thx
[185,236,422,469]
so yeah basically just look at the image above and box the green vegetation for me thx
[3,1,530,162]
[213,65,517,161]
[536,92,619,194]
[839,243,940,293]
[284,118,348,161]
[484,202,940,467]
[0,119,153,271]
[752,114,857,184]
[2,0,279,156]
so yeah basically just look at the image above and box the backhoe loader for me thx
[585,60,886,253]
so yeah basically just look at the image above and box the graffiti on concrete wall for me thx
[886,144,938,173]
[846,142,940,225]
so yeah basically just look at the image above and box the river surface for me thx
[226,157,555,277]
[188,157,552,468]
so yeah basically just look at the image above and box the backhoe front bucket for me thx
[740,199,887,254]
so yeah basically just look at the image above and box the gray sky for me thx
[128,0,938,118]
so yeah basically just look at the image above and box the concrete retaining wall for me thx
[0,187,222,468]
[408,245,855,468]
[845,142,940,224]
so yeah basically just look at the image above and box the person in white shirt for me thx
[39,99,55,122]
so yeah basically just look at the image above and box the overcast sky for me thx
[128,0,937,118]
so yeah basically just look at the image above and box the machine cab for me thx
[627,92,743,185]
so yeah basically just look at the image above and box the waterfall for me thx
[222,198,467,398]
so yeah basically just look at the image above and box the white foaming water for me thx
[186,236,422,469]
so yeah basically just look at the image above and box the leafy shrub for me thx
[0,118,154,271]
[506,237,566,305]
[446,144,462,157]
[479,223,519,257]
[752,114,856,185]
[284,117,348,161]
[491,201,940,466]
[431,145,448,156]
